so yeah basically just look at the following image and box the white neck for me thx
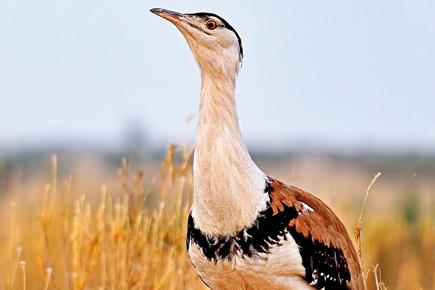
[192,69,268,236]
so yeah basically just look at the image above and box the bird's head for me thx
[151,8,243,78]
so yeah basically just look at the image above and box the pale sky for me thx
[1,0,435,152]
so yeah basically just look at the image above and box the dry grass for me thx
[0,145,433,290]
[354,172,382,290]
[0,147,204,290]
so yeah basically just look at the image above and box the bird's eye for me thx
[206,20,219,30]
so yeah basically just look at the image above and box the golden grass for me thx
[354,172,382,290]
[0,145,433,290]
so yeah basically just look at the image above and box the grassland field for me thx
[0,145,433,290]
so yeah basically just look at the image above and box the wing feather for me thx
[267,178,365,290]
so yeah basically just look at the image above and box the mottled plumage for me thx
[187,178,364,290]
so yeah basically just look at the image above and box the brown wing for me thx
[267,178,365,290]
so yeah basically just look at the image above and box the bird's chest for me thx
[188,245,266,290]
[187,234,308,290]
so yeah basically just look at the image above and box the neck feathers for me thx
[192,68,268,236]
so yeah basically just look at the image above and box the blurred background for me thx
[0,1,434,289]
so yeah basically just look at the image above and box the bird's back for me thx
[187,177,365,290]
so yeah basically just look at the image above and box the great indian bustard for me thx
[151,8,365,290]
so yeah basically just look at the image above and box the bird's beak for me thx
[150,8,187,26]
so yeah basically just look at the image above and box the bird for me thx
[150,8,365,290]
